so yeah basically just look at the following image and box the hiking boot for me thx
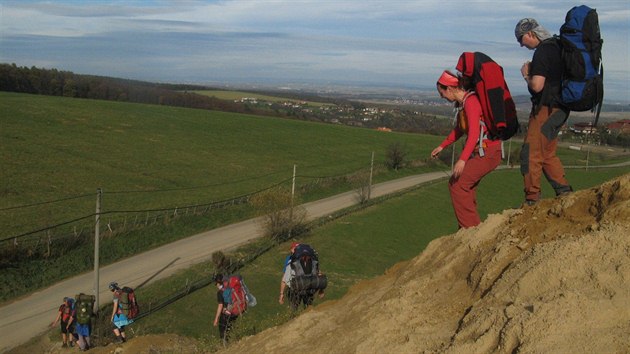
[61,343,68,348]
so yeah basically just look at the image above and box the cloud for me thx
[0,0,628,101]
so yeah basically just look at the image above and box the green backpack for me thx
[75,293,95,325]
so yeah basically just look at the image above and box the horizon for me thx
[1,0,628,103]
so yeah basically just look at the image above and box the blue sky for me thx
[1,0,628,102]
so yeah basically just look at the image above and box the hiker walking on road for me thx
[213,274,239,344]
[515,18,572,205]
[431,70,503,228]
[50,297,77,348]
[109,282,130,343]
[279,242,326,310]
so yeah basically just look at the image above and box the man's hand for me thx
[521,61,531,77]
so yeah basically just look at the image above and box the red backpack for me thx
[116,287,139,319]
[456,52,519,141]
[222,275,247,316]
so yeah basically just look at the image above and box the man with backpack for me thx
[279,242,326,310]
[213,273,241,344]
[50,297,77,348]
[515,18,573,206]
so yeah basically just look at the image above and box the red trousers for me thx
[448,143,502,229]
[520,106,572,201]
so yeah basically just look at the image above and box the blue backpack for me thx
[559,5,603,124]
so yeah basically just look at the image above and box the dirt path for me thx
[0,171,449,352]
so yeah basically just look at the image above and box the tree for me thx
[348,169,371,204]
[385,142,409,170]
[249,187,307,242]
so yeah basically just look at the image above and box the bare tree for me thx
[348,169,371,204]
[249,187,307,242]
[385,142,409,170]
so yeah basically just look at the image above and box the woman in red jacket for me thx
[431,70,502,228]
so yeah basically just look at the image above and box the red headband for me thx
[437,70,459,87]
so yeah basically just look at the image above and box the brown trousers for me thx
[520,105,572,201]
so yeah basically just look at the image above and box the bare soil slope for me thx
[224,173,630,354]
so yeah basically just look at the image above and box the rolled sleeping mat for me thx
[291,274,328,291]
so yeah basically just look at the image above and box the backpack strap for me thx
[462,91,488,158]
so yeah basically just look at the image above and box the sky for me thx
[1,0,629,102]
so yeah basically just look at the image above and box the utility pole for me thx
[94,188,102,315]
[506,139,513,167]
[368,151,374,200]
[288,165,296,238]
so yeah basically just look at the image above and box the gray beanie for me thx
[515,18,552,41]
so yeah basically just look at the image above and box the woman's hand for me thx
[431,146,443,159]
[453,160,466,178]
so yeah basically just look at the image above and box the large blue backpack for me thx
[559,5,603,124]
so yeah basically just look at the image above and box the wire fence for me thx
[0,164,377,261]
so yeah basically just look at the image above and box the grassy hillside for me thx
[0,92,443,237]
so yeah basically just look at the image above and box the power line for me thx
[0,193,93,212]
[0,213,96,243]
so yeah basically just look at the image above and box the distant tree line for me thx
[0,63,286,117]
[0,63,452,135]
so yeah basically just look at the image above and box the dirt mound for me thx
[224,173,630,353]
[31,333,203,354]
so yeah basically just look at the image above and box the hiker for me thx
[515,18,572,205]
[279,243,326,310]
[431,70,503,228]
[75,319,91,351]
[109,282,130,343]
[278,242,299,306]
[74,293,95,351]
[213,274,239,344]
[282,242,299,274]
[50,297,77,348]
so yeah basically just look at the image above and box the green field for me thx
[2,91,623,238]
[75,167,629,351]
[0,92,443,237]
[193,89,331,107]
